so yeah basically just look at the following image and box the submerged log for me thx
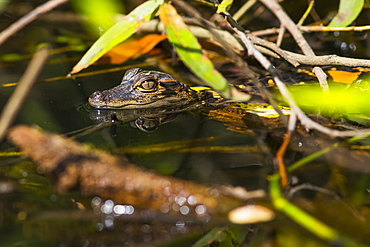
[8,125,271,221]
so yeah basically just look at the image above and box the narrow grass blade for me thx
[269,174,361,246]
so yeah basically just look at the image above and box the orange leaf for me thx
[327,70,362,84]
[97,34,167,64]
[70,0,163,74]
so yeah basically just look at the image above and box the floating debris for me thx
[8,125,273,222]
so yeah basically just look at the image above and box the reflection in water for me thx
[89,107,183,132]
[1,2,370,245]
[92,197,135,231]
[88,196,216,246]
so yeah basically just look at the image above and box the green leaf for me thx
[287,79,370,125]
[328,0,364,27]
[191,227,227,247]
[269,174,340,242]
[70,0,163,74]
[216,0,233,13]
[159,3,241,99]
[289,84,370,113]
[192,226,240,247]
[71,0,123,36]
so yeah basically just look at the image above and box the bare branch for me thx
[234,28,370,137]
[259,0,315,56]
[252,25,370,36]
[0,0,68,46]
[0,44,50,141]
[258,0,329,90]
[299,25,370,32]
[275,52,370,67]
[233,0,258,22]
[172,0,289,124]
[139,19,370,68]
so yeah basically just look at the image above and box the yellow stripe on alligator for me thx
[190,86,212,91]
[233,103,291,118]
[191,86,224,99]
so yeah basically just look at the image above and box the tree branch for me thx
[258,0,329,91]
[0,0,69,46]
[139,19,370,68]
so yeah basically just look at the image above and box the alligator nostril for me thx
[89,91,104,105]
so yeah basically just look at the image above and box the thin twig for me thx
[276,25,285,47]
[233,0,257,22]
[214,1,370,137]
[258,0,329,91]
[0,0,69,46]
[253,24,370,36]
[234,27,370,137]
[0,44,50,142]
[171,2,370,137]
[139,19,370,68]
[274,133,291,187]
[299,25,370,32]
[274,110,296,187]
[217,2,370,137]
[312,66,328,91]
[252,27,280,36]
[259,0,314,56]
[247,32,299,66]
[172,0,289,124]
[297,0,315,26]
[140,19,298,66]
[273,51,370,67]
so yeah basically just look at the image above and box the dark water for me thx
[0,2,370,247]
[0,54,270,246]
[0,71,268,246]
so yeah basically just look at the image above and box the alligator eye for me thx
[135,118,159,132]
[136,79,158,92]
